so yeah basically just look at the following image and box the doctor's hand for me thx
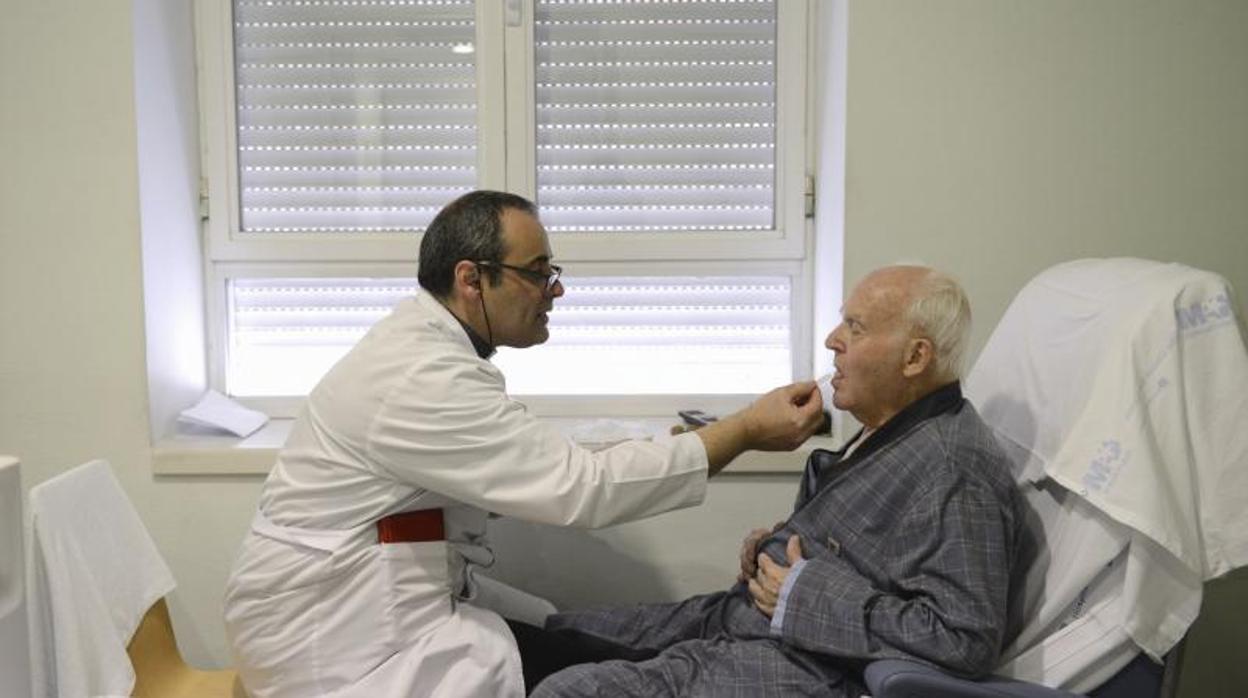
[737,521,787,584]
[740,381,824,451]
[748,535,804,619]
[696,381,822,475]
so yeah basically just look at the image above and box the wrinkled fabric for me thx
[969,259,1248,690]
[27,460,175,698]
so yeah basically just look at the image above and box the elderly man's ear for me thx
[901,337,934,378]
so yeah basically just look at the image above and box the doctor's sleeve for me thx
[364,357,709,528]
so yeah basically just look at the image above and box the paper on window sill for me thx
[178,389,269,438]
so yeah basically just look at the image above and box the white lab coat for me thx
[224,289,709,698]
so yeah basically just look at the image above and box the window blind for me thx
[227,276,791,396]
[495,275,791,394]
[231,0,479,234]
[227,278,414,395]
[534,0,777,233]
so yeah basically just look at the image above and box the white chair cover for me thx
[966,258,1248,692]
[26,459,176,698]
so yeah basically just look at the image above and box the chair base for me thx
[128,598,245,697]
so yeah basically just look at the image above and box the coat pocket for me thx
[377,540,456,647]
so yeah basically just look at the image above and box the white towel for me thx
[1044,263,1248,579]
[967,258,1248,687]
[26,459,176,698]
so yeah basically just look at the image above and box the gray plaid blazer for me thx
[539,383,1028,697]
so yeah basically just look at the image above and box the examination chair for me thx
[27,459,243,697]
[865,259,1248,698]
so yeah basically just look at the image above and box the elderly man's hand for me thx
[748,535,805,618]
[737,521,787,584]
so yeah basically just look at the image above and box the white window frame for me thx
[196,0,815,417]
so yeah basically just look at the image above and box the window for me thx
[231,0,481,234]
[197,0,812,415]
[530,0,779,233]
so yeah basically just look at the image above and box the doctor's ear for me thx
[453,260,483,295]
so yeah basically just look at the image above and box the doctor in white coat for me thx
[223,191,825,698]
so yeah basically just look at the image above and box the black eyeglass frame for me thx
[475,260,563,292]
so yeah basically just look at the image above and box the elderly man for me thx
[223,191,824,698]
[528,265,1027,697]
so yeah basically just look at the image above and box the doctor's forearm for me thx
[696,414,752,476]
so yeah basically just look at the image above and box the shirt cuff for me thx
[769,557,808,636]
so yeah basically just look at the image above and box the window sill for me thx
[153,420,293,475]
[152,419,837,475]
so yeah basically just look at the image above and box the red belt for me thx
[377,508,445,544]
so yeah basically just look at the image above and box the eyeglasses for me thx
[475,261,563,292]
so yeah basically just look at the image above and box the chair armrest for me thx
[864,659,1085,698]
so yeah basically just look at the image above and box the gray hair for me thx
[904,269,972,381]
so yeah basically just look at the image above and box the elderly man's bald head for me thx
[825,266,971,427]
[855,266,971,381]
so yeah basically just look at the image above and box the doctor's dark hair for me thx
[417,190,539,298]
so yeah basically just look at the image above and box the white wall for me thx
[134,0,208,441]
[1,0,1245,692]
[0,0,259,669]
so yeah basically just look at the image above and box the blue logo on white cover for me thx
[1083,439,1125,493]
[1175,292,1232,335]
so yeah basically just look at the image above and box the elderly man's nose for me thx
[825,326,844,351]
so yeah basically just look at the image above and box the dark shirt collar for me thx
[847,381,963,460]
[806,381,964,497]
[451,314,495,359]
